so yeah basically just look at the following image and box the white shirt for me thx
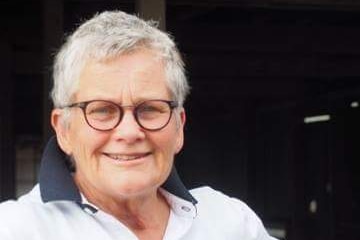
[0,137,277,240]
[0,185,276,240]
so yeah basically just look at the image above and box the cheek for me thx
[152,128,181,157]
[71,136,109,179]
[68,123,108,164]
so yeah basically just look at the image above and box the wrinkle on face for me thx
[60,48,184,203]
[76,50,168,106]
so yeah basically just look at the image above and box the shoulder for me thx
[0,185,40,214]
[190,186,256,216]
[0,184,43,219]
[0,197,38,238]
[190,186,272,240]
[0,186,92,239]
[0,185,41,224]
[0,185,62,238]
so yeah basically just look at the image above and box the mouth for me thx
[103,152,152,162]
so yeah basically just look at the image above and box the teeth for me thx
[106,153,147,161]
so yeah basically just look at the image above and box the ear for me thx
[51,109,72,155]
[175,108,186,154]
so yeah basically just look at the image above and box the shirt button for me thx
[181,206,191,212]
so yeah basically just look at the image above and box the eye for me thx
[93,106,113,114]
[137,106,160,119]
[86,102,118,120]
[136,101,169,119]
[140,105,162,113]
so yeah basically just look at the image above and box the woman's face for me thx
[52,49,185,200]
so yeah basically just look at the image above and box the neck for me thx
[99,190,170,230]
[75,179,170,232]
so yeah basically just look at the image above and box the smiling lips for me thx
[104,152,151,161]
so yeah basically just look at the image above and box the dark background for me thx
[1,1,360,239]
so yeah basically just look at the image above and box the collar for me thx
[79,188,197,218]
[39,136,197,209]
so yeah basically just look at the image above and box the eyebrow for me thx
[78,97,172,105]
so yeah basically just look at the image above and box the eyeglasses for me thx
[63,99,178,131]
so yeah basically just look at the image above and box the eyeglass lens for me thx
[84,100,173,131]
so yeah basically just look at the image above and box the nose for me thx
[112,110,145,143]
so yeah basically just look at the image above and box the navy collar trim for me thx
[39,136,197,208]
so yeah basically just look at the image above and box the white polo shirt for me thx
[0,137,277,240]
[0,185,276,240]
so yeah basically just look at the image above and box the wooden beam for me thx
[167,0,360,10]
[0,40,15,200]
[135,0,166,30]
[14,51,42,75]
[42,0,64,143]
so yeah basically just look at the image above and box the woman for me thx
[0,10,276,240]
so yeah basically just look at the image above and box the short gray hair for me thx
[51,10,189,109]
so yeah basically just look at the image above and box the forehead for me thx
[76,49,170,102]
